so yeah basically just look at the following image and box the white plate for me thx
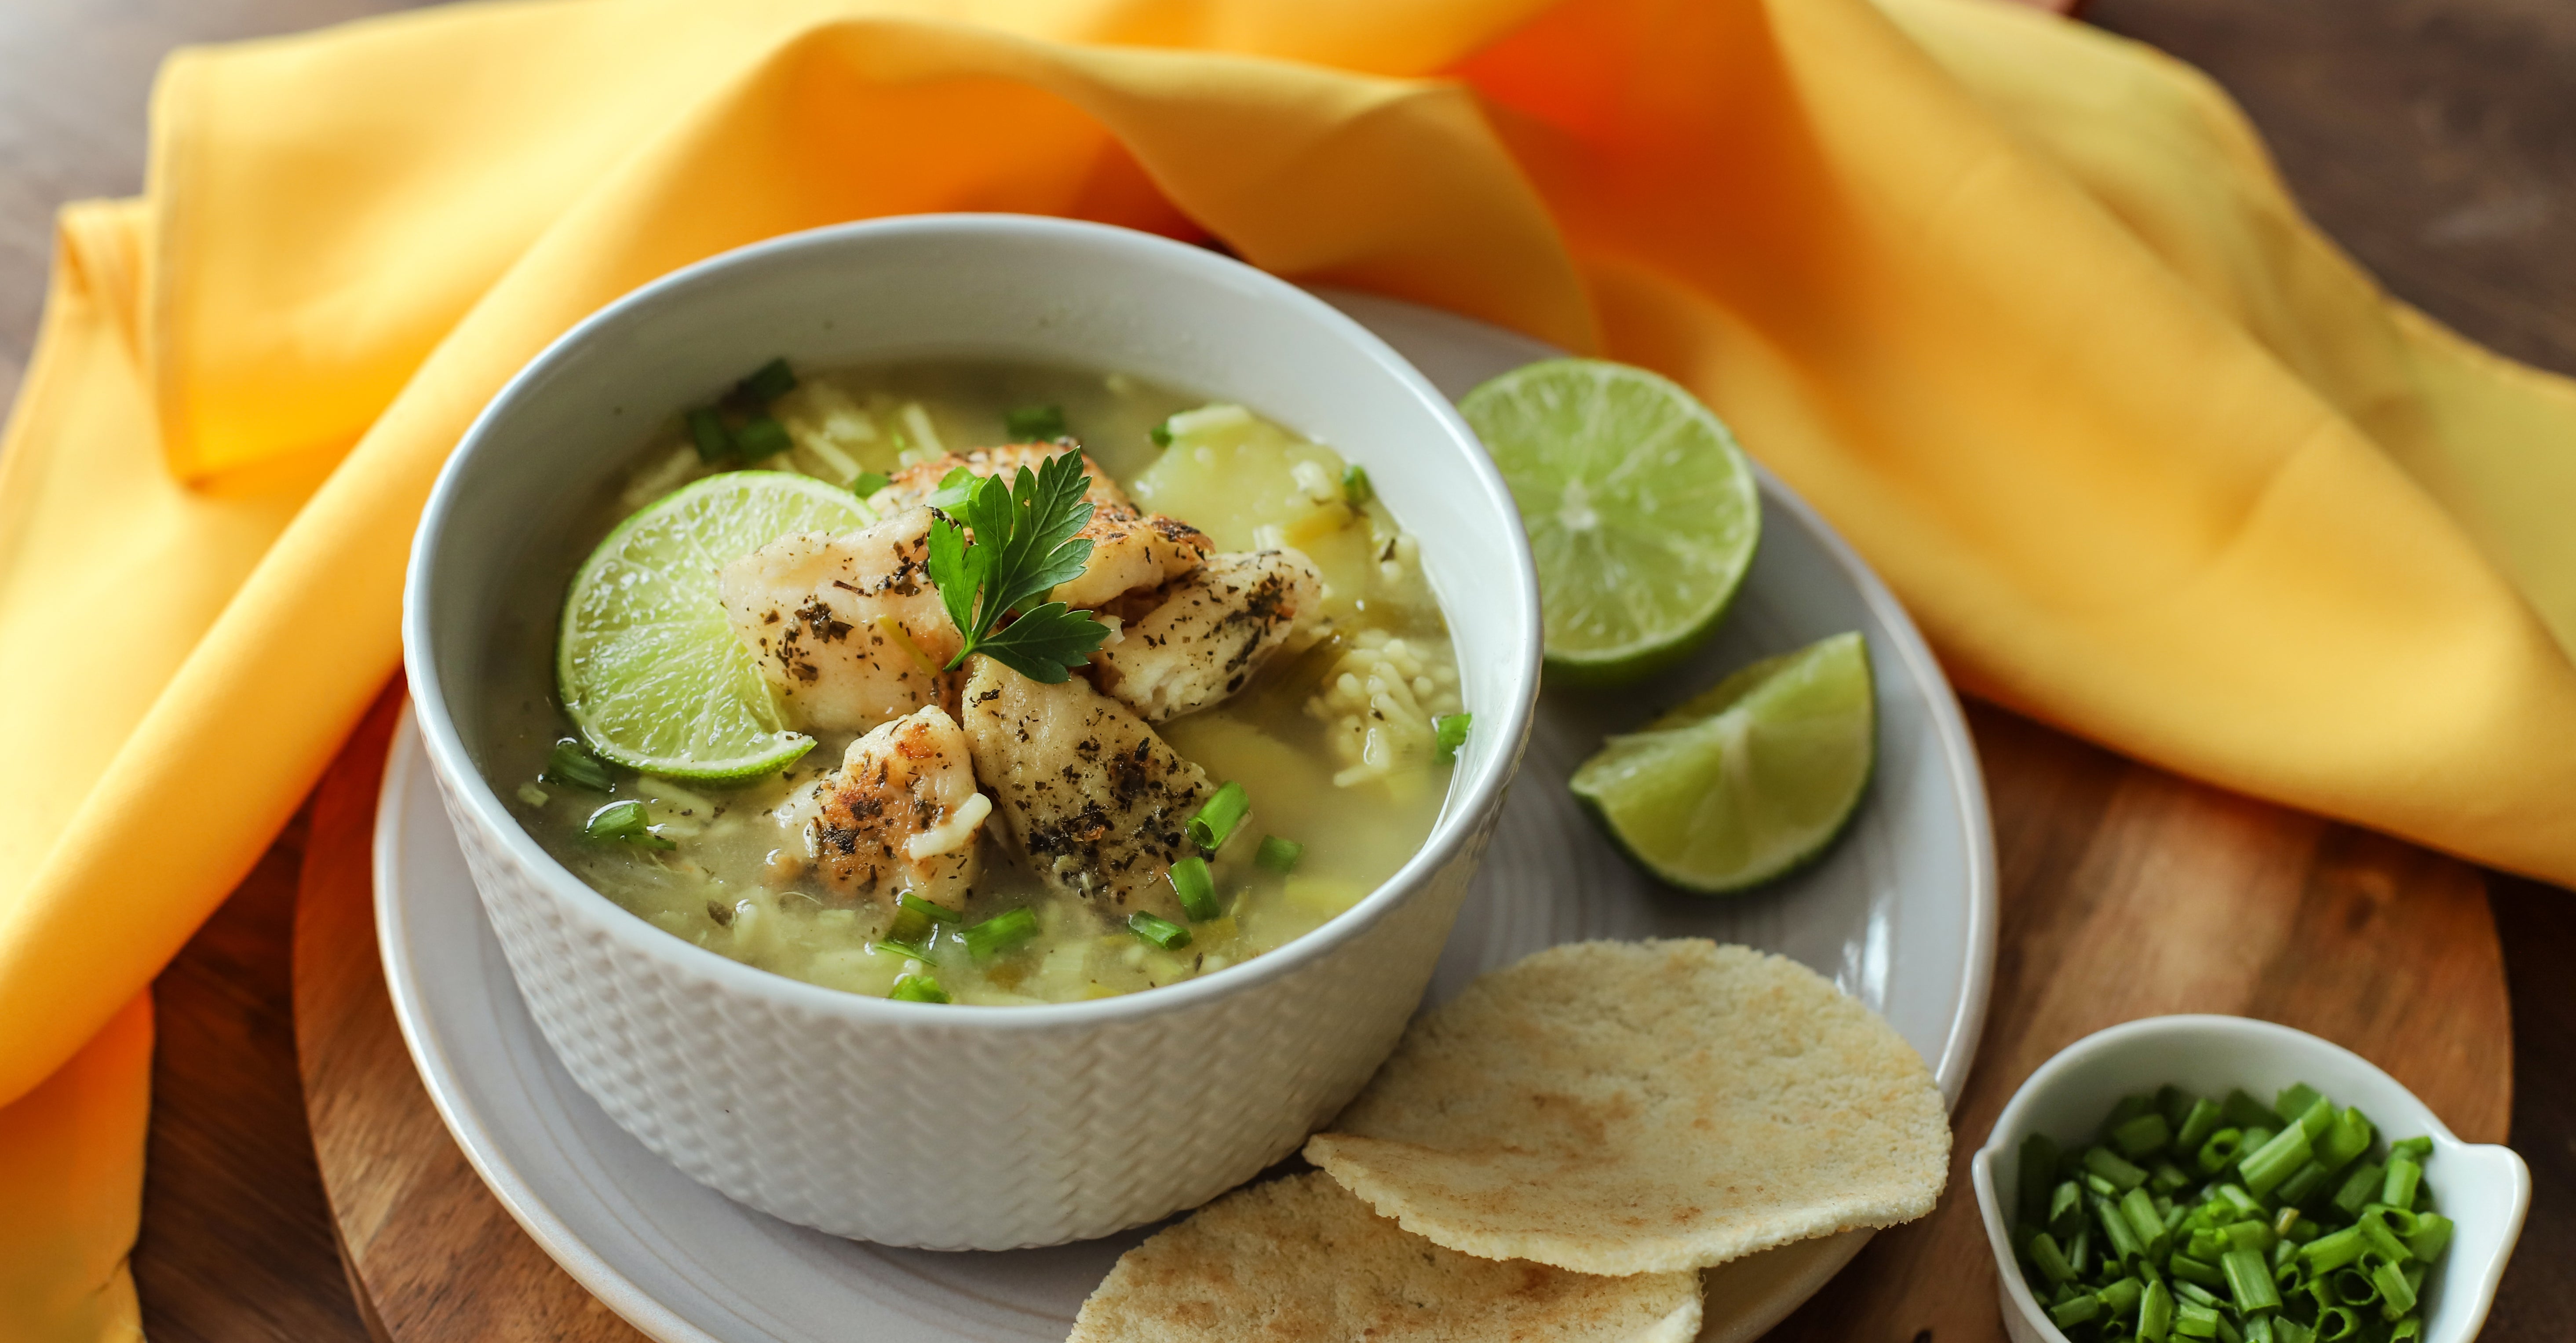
[376,293,1996,1343]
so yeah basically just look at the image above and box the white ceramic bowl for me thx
[401,215,1543,1249]
[1973,1015,2529,1343]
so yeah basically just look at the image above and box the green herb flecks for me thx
[924,449,1112,683]
[583,800,672,849]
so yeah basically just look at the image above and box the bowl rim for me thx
[1968,1013,2532,1343]
[400,212,1544,1033]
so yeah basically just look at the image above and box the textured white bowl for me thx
[401,216,1543,1249]
[1973,1016,2529,1343]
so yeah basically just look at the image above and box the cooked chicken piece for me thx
[800,707,987,912]
[1094,550,1323,722]
[717,509,960,734]
[959,658,1211,919]
[874,443,1210,609]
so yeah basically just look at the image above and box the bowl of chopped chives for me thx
[1972,1015,2529,1343]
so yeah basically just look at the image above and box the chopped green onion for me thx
[2355,1209,2412,1264]
[2197,1128,2247,1175]
[735,415,792,461]
[2098,1276,2143,1315]
[2029,1231,2079,1285]
[2170,1254,2223,1288]
[899,892,963,924]
[1341,462,1374,507]
[887,905,932,944]
[735,356,796,407]
[584,800,672,849]
[1434,712,1473,764]
[2331,1161,2384,1219]
[2299,1226,2366,1274]
[2120,1187,2165,1247]
[1255,835,1304,874]
[2174,1300,2222,1338]
[2086,1146,2151,1193]
[2389,1135,2432,1161]
[2223,1090,2279,1131]
[2273,1160,2331,1207]
[2049,1179,2085,1236]
[852,471,890,498]
[1168,856,1220,922]
[2051,1294,2102,1328]
[687,406,733,463]
[2115,1112,2175,1159]
[889,973,949,1004]
[962,908,1040,960]
[1003,404,1067,440]
[2276,1084,2323,1126]
[544,737,617,792]
[2175,1098,2225,1153]
[1149,419,1173,448]
[2150,1161,2193,1195]
[876,936,931,963]
[1189,781,1251,852]
[2094,1193,2145,1262]
[2372,1260,2417,1317]
[2380,1156,2422,1211]
[1128,911,1191,950]
[2141,1277,2175,1341]
[2223,1247,2282,1312]
[2020,1133,2063,1223]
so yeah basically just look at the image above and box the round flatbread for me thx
[1303,939,1949,1276]
[1069,1171,1703,1343]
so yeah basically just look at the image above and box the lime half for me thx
[558,471,874,783]
[1461,358,1759,686]
[1570,631,1874,894]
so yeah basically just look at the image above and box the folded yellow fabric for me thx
[7,0,2576,1334]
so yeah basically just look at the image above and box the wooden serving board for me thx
[292,684,2510,1343]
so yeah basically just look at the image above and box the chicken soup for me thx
[486,361,1467,1005]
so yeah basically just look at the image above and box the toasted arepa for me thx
[1069,1171,1703,1343]
[1303,939,1949,1276]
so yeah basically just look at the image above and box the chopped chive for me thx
[1128,911,1191,950]
[876,936,931,963]
[687,406,733,463]
[2299,1226,2366,1274]
[2276,1084,2324,1127]
[2175,1097,2225,1153]
[852,471,890,498]
[1003,404,1067,440]
[584,799,673,849]
[887,905,932,944]
[1149,419,1173,448]
[2051,1293,2102,1329]
[2407,1212,2453,1262]
[2380,1156,2422,1210]
[2389,1135,2433,1161]
[2093,1193,2144,1262]
[734,415,792,461]
[2372,1260,2417,1317]
[2169,1254,2223,1288]
[1168,856,1220,922]
[2223,1247,2282,1312]
[2028,1231,2078,1285]
[963,908,1040,960]
[2273,1159,2331,1207]
[2140,1277,2175,1341]
[544,737,617,792]
[2114,1111,2175,1159]
[1255,835,1303,874]
[2048,1179,2084,1236]
[1434,712,1472,764]
[735,356,796,407]
[888,972,949,1004]
[2097,1276,2142,1315]
[2197,1128,2247,1175]
[2331,1161,2384,1219]
[2085,1146,2151,1193]
[1341,462,1373,507]
[899,892,963,924]
[1189,781,1251,852]
[2240,1124,2313,1197]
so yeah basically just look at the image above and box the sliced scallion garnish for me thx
[1168,856,1220,922]
[734,415,791,461]
[1188,781,1249,852]
[543,737,617,793]
[889,973,949,1004]
[1255,835,1303,874]
[898,892,962,924]
[687,406,733,463]
[1433,712,1472,764]
[1004,404,1067,440]
[1341,462,1373,507]
[1127,911,1190,950]
[962,908,1039,960]
[877,936,932,963]
[734,356,796,407]
[584,800,672,849]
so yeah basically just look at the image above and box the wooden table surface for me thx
[3,0,2569,1339]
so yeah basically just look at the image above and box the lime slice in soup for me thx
[1460,358,1759,686]
[1569,631,1874,894]
[558,471,874,783]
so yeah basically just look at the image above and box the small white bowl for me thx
[403,215,1542,1249]
[1973,1015,2529,1343]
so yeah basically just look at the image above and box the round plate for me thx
[376,292,1996,1343]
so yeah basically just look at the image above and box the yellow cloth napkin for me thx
[7,0,2576,1334]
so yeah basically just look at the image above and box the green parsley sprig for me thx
[926,451,1112,683]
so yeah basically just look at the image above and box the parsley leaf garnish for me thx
[926,451,1112,683]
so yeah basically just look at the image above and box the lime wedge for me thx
[557,471,874,783]
[1461,358,1759,686]
[1569,631,1874,893]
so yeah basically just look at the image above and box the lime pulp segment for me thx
[1460,358,1759,686]
[557,471,875,783]
[1569,631,1875,894]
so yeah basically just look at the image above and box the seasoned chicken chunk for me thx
[959,658,1211,919]
[803,707,989,912]
[876,443,1210,609]
[717,509,960,733]
[1094,550,1322,722]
